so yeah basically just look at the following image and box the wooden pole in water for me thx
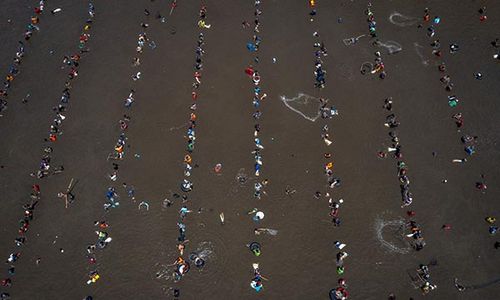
[64,178,75,208]
[170,0,177,16]
[66,178,74,193]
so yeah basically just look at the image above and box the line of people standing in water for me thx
[170,5,211,299]
[33,4,95,180]
[1,184,40,299]
[422,8,479,160]
[83,2,165,290]
[370,4,432,296]
[1,3,95,299]
[244,0,270,293]
[0,0,46,114]
[307,1,348,300]
[380,99,427,252]
[367,1,429,258]
[422,6,500,255]
[365,4,387,79]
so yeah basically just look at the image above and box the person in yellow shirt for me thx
[86,271,100,284]
[198,20,211,29]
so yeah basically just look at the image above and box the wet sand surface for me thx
[1,1,500,299]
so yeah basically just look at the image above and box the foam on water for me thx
[374,217,411,254]
[414,42,430,66]
[389,12,419,27]
[280,93,322,122]
[375,40,403,55]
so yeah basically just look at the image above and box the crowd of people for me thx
[307,1,348,299]
[423,8,481,161]
[366,3,377,38]
[32,6,94,180]
[0,1,46,114]
[244,0,270,293]
[168,5,211,299]
[1,2,95,299]
[380,101,413,208]
[82,1,161,291]
[373,3,433,295]
[380,98,428,252]
[366,6,387,79]
[374,5,497,296]
[423,7,500,251]
[1,185,40,299]
[416,263,438,294]
[2,2,499,299]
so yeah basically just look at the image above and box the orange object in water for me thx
[190,113,197,121]
[310,0,316,8]
[214,163,222,173]
[184,155,192,164]
[326,162,333,169]
[115,145,123,153]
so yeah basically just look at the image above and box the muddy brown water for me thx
[0,1,499,299]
